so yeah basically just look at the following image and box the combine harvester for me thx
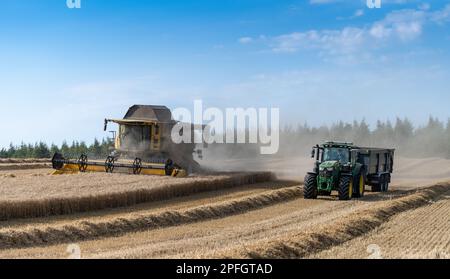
[304,141,395,200]
[52,105,205,177]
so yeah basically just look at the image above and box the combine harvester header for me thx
[51,153,186,177]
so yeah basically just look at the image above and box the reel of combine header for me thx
[105,156,115,173]
[51,153,187,177]
[132,158,142,175]
[78,155,88,172]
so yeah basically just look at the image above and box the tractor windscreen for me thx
[323,148,350,163]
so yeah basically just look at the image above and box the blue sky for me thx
[1,0,450,147]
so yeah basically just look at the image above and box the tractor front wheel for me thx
[338,176,353,201]
[304,174,318,199]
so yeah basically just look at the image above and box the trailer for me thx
[304,141,395,200]
[354,146,395,192]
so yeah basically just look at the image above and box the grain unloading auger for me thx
[51,153,187,177]
[51,104,205,178]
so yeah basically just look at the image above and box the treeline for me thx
[279,117,450,158]
[2,117,450,159]
[205,117,450,159]
[0,139,113,159]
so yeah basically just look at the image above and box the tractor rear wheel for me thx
[353,173,365,198]
[338,176,353,201]
[304,174,318,199]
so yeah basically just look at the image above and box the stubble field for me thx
[0,156,448,259]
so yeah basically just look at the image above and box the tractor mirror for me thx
[311,149,316,158]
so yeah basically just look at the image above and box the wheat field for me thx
[0,157,449,259]
[0,171,273,220]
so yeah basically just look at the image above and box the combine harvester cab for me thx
[52,105,205,177]
[304,141,395,200]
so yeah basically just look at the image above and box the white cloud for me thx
[369,23,392,39]
[354,9,364,17]
[336,9,365,21]
[431,4,450,24]
[260,5,450,59]
[238,37,253,44]
[394,21,422,40]
[374,9,426,41]
[272,27,366,55]
[233,5,450,66]
[418,3,431,11]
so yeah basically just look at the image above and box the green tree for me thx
[0,148,8,158]
[50,144,60,155]
[70,141,79,156]
[33,142,51,158]
[78,141,89,155]
[90,138,102,157]
[61,141,70,155]
[353,120,370,146]
[101,138,113,157]
[7,143,16,158]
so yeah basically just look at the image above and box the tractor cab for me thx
[311,142,354,165]
[322,146,350,164]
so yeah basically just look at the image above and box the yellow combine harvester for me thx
[51,105,204,177]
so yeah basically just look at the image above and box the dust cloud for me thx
[198,118,450,184]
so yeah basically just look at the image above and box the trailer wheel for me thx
[338,176,352,201]
[353,173,365,198]
[372,174,387,192]
[304,174,318,199]
[372,175,383,192]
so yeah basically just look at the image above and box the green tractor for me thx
[304,142,395,200]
